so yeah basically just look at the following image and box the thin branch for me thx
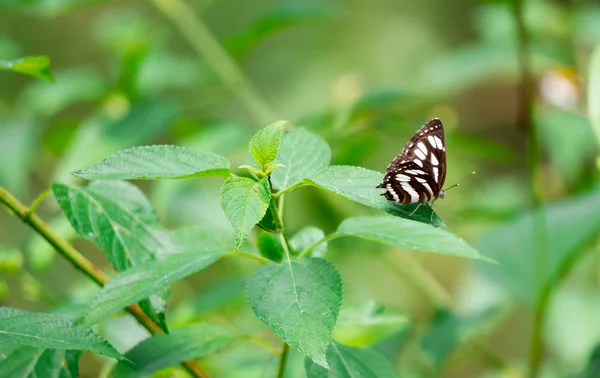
[238,335,282,355]
[276,342,290,378]
[151,0,275,124]
[0,185,209,378]
[222,251,270,264]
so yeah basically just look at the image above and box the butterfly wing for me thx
[377,118,447,204]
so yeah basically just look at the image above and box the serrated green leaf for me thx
[478,185,600,305]
[306,166,443,227]
[271,129,331,191]
[0,307,122,360]
[0,56,53,82]
[72,145,230,180]
[0,347,81,378]
[220,177,271,250]
[52,181,169,271]
[112,323,235,377]
[246,258,343,367]
[84,251,223,325]
[249,121,286,171]
[333,303,410,347]
[304,341,399,378]
[334,216,489,261]
[290,227,326,257]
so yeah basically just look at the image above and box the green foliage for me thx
[246,258,343,367]
[0,346,80,378]
[0,307,121,359]
[73,145,230,180]
[587,42,600,148]
[84,251,223,325]
[220,177,271,250]
[248,120,286,172]
[290,226,327,257]
[0,56,53,81]
[334,216,489,261]
[112,323,235,377]
[305,342,399,378]
[257,230,284,262]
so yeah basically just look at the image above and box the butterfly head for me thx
[438,190,446,200]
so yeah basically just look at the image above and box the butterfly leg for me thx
[429,203,439,223]
[408,202,423,217]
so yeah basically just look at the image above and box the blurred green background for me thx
[2,0,600,377]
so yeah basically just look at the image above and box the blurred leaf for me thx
[304,341,399,378]
[0,248,23,273]
[138,50,209,94]
[53,181,169,271]
[257,230,284,262]
[171,279,245,323]
[226,4,340,59]
[0,56,53,82]
[220,177,271,250]
[258,198,281,232]
[290,226,326,257]
[0,307,122,359]
[537,107,596,184]
[0,346,81,378]
[589,43,600,149]
[478,185,600,305]
[333,131,380,166]
[420,308,494,369]
[333,303,409,347]
[249,121,286,171]
[334,216,489,261]
[73,145,230,180]
[169,226,235,252]
[575,343,600,378]
[0,119,36,194]
[84,250,223,325]
[271,129,331,191]
[306,166,443,227]
[18,69,107,117]
[246,258,343,367]
[112,323,235,378]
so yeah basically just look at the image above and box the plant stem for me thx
[276,342,290,378]
[297,233,342,258]
[223,251,270,264]
[0,185,209,378]
[512,2,548,377]
[151,0,275,124]
[239,335,282,355]
[273,182,311,198]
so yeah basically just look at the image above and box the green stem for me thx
[297,233,343,258]
[273,182,311,199]
[222,252,270,264]
[25,188,51,219]
[0,185,209,378]
[276,342,290,378]
[151,0,275,124]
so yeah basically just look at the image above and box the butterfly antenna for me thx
[444,171,476,191]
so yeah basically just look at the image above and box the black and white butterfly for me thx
[377,118,454,215]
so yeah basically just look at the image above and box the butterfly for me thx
[377,118,465,217]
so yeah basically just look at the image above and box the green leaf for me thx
[587,42,600,148]
[220,177,271,250]
[290,227,327,257]
[84,251,223,325]
[0,347,81,378]
[72,145,230,180]
[271,129,331,191]
[249,121,286,171]
[477,185,600,305]
[0,307,122,359]
[333,303,410,347]
[0,56,53,82]
[575,343,600,378]
[334,216,490,261]
[112,323,235,377]
[305,341,399,378]
[246,258,343,367]
[306,166,443,227]
[257,230,284,262]
[52,181,168,271]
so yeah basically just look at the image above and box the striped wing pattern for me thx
[377,118,447,204]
